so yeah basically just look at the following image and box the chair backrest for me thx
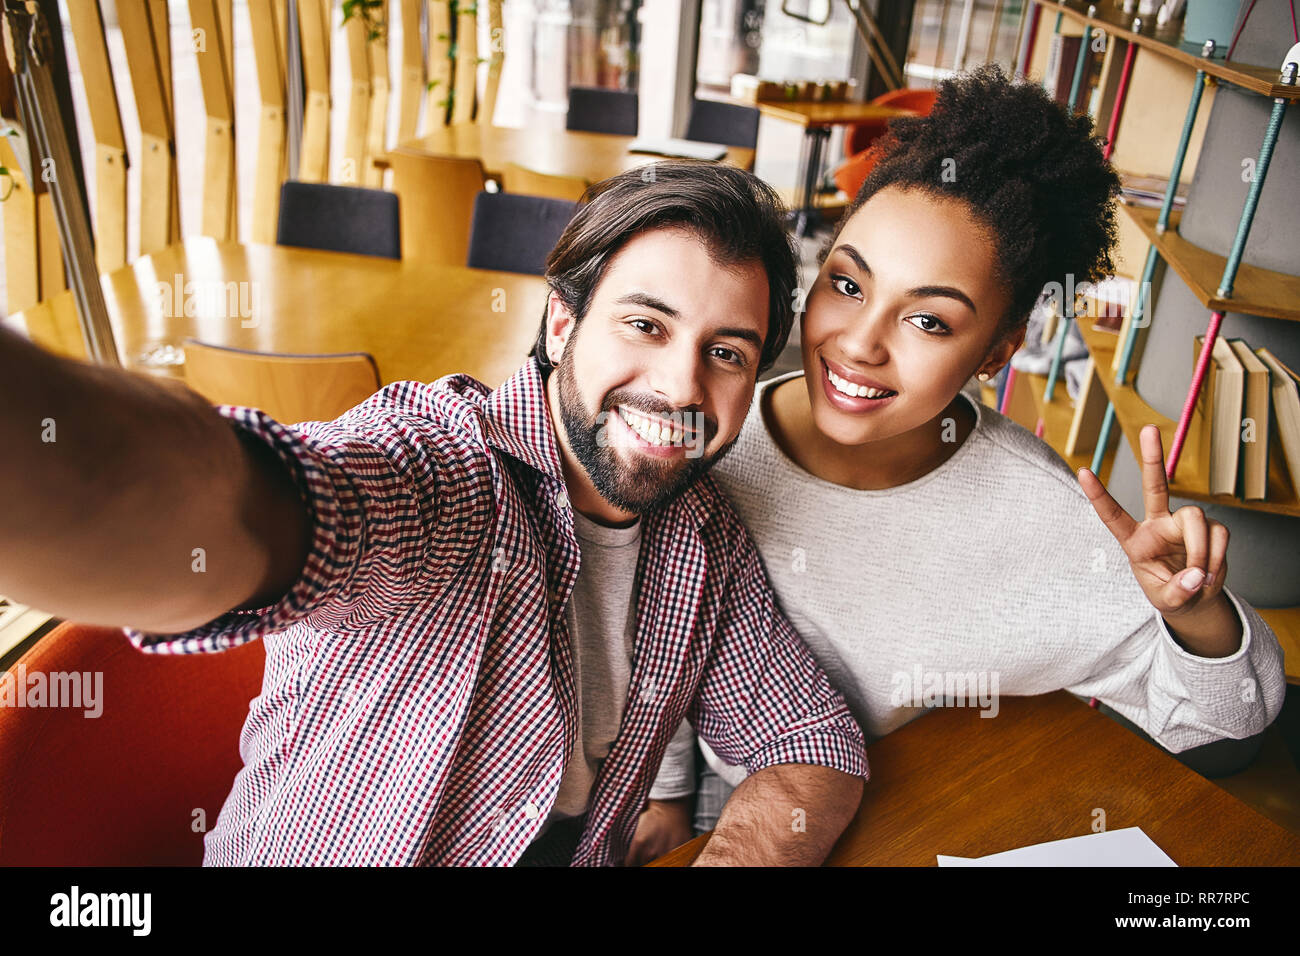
[275,181,402,259]
[467,192,579,276]
[0,621,265,865]
[685,98,760,149]
[565,85,639,136]
[386,149,488,266]
[845,88,939,156]
[502,162,589,202]
[182,340,382,423]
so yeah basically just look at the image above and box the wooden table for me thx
[5,237,550,389]
[650,691,1300,866]
[755,100,913,236]
[390,123,756,185]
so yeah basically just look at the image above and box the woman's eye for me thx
[906,313,950,334]
[830,275,861,298]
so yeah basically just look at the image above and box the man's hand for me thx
[692,763,862,866]
[626,798,694,866]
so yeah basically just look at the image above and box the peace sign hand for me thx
[1076,425,1228,619]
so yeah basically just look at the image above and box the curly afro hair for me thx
[829,64,1121,341]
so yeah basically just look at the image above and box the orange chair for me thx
[0,621,265,865]
[834,88,940,199]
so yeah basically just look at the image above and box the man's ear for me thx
[545,291,577,366]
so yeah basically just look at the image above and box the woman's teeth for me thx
[619,406,685,446]
[828,367,895,399]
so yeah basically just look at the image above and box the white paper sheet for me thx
[937,827,1178,867]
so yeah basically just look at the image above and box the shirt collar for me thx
[483,358,721,529]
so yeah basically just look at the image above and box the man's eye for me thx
[906,313,950,335]
[830,275,861,298]
[710,346,744,366]
[629,317,660,335]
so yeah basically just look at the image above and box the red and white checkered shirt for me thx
[127,359,868,866]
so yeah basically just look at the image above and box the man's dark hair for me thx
[829,64,1121,340]
[531,160,798,377]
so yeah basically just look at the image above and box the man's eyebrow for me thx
[831,243,977,315]
[711,326,764,352]
[614,292,763,353]
[614,291,679,318]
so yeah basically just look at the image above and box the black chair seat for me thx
[685,99,760,150]
[566,86,639,137]
[467,192,579,276]
[276,181,401,259]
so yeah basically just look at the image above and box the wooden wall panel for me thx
[248,0,288,243]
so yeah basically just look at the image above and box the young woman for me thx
[626,64,1286,864]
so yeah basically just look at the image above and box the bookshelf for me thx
[1077,319,1300,518]
[1120,205,1300,321]
[1019,0,1300,515]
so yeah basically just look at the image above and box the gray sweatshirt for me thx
[651,372,1287,794]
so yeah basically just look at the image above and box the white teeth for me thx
[828,367,893,400]
[619,407,683,446]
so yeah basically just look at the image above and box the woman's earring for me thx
[978,371,991,382]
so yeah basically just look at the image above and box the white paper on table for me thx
[627,138,729,161]
[936,827,1177,867]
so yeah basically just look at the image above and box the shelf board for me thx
[1120,205,1300,322]
[1030,0,1300,100]
[1257,606,1300,685]
[1021,370,1116,482]
[1077,319,1300,517]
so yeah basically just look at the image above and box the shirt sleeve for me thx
[125,382,496,654]
[647,718,697,801]
[1066,588,1287,753]
[689,523,870,782]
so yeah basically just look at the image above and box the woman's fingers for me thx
[1139,425,1171,519]
[1077,466,1138,546]
[1175,505,1208,584]
[1206,520,1230,592]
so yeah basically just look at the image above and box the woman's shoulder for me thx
[967,396,1094,505]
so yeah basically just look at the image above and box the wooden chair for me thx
[385,148,487,265]
[182,340,382,424]
[501,162,589,202]
[0,621,265,865]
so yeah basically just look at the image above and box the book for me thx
[1255,348,1300,501]
[1208,337,1244,497]
[1228,340,1271,501]
[1044,35,1083,105]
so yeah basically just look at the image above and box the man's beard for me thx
[553,354,737,515]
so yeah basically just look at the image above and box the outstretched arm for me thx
[0,326,310,632]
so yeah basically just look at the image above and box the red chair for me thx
[834,88,940,199]
[0,621,264,865]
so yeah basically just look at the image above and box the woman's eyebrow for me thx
[833,243,977,314]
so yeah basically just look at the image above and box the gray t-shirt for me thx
[535,509,643,835]
[659,372,1285,789]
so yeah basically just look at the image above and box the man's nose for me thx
[649,345,707,412]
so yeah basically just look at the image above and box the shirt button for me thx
[555,490,570,510]
[523,802,540,820]
[640,680,657,703]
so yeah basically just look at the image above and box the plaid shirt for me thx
[127,359,868,866]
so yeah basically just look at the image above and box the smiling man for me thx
[0,161,867,866]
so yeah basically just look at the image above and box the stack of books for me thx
[1195,336,1300,503]
[1119,173,1188,211]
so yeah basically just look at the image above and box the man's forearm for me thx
[0,327,310,632]
[692,763,863,866]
